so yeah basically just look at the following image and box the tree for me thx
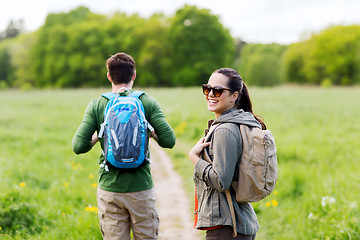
[135,14,169,86]
[238,44,287,86]
[283,41,310,84]
[0,20,24,40]
[284,25,360,85]
[0,32,36,88]
[166,5,235,86]
[0,43,13,86]
[31,7,109,87]
[3,5,237,88]
[312,25,360,85]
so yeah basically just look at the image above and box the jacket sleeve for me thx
[194,125,241,192]
[72,100,97,154]
[146,95,176,149]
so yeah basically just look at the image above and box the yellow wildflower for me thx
[88,174,94,179]
[85,206,98,213]
[271,200,279,207]
[19,182,26,188]
[62,212,65,216]
[71,162,82,170]
[174,122,187,135]
[265,202,271,207]
[63,182,69,187]
[91,183,98,188]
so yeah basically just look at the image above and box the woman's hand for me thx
[189,137,210,165]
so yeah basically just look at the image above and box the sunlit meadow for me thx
[0,86,359,239]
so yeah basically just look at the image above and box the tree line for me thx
[1,5,360,89]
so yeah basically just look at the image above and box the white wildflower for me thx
[349,201,358,209]
[321,196,336,207]
[308,212,313,219]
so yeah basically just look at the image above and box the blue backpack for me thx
[98,89,152,169]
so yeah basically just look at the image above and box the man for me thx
[72,52,176,239]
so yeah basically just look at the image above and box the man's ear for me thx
[107,72,112,82]
[132,71,136,81]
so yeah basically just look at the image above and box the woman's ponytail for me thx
[237,83,267,130]
[236,83,251,112]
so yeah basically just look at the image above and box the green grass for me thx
[0,86,359,239]
[0,89,103,239]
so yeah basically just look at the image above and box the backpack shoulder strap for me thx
[130,91,145,99]
[98,92,117,139]
[204,122,239,237]
[201,123,223,164]
[202,122,239,237]
[204,123,223,142]
[102,92,117,100]
[226,190,238,237]
[129,90,154,131]
[238,124,258,165]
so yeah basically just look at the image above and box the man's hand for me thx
[91,132,99,146]
[150,131,159,142]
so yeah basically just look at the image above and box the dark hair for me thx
[106,53,136,84]
[215,68,267,130]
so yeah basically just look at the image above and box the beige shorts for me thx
[97,187,159,240]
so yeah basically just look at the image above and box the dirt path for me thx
[150,140,202,240]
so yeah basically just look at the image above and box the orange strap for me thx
[194,187,223,231]
[199,226,224,231]
[194,188,199,228]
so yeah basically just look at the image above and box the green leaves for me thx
[167,5,235,86]
[238,43,287,86]
[10,5,235,88]
[285,25,360,85]
[2,5,360,88]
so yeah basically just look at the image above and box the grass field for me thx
[1,86,359,239]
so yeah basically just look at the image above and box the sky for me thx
[1,0,360,44]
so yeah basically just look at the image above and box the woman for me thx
[189,68,266,240]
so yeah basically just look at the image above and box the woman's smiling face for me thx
[205,72,238,118]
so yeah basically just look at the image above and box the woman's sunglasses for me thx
[202,84,234,97]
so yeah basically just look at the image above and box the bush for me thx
[238,43,287,86]
[0,191,48,236]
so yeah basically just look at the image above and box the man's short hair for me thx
[106,53,136,84]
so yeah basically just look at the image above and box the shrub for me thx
[0,191,48,236]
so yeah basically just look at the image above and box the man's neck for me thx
[112,83,133,93]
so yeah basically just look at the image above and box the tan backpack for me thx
[232,124,278,203]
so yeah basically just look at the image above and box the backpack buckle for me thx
[98,123,105,138]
